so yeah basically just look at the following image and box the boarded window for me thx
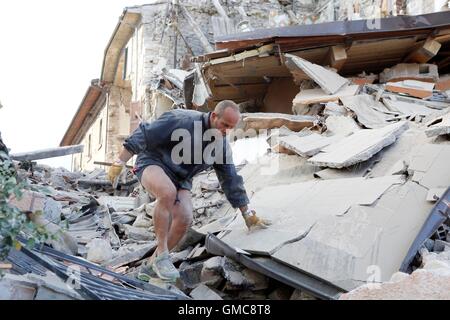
[88,134,92,158]
[98,119,103,146]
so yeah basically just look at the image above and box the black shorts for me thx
[134,162,193,191]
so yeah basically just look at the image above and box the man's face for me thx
[210,107,240,136]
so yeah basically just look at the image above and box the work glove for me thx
[108,160,125,185]
[242,209,272,230]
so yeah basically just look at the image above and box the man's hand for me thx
[108,160,125,184]
[242,209,271,230]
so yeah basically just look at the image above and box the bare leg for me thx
[167,189,193,251]
[140,165,177,256]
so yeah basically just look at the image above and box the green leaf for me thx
[27,238,36,248]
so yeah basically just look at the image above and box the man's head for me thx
[210,100,241,136]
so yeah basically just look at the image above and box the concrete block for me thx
[190,284,223,300]
[0,275,37,300]
[380,63,439,83]
[123,225,154,241]
[86,238,113,264]
[222,258,269,291]
[179,261,204,289]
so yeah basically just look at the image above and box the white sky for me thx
[0,0,150,169]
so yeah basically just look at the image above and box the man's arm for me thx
[213,139,271,230]
[213,162,249,209]
[213,163,271,230]
[117,148,133,164]
[122,111,180,156]
[109,111,179,182]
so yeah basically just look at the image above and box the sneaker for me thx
[151,251,180,282]
[137,260,157,282]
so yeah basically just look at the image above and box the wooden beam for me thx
[210,83,268,100]
[94,161,133,169]
[325,45,347,71]
[209,55,290,78]
[385,82,433,99]
[404,38,442,63]
[10,144,84,161]
[179,4,214,53]
[77,178,138,187]
[435,34,450,43]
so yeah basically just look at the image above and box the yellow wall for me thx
[72,106,108,172]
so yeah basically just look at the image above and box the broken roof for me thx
[60,80,104,147]
[214,11,450,52]
[100,7,141,85]
[193,12,450,109]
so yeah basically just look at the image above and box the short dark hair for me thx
[214,100,239,117]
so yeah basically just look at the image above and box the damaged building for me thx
[60,0,450,172]
[2,0,450,301]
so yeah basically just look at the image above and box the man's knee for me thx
[141,166,177,207]
[173,202,193,228]
[157,186,178,207]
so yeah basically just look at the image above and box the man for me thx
[108,100,270,282]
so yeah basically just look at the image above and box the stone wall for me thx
[125,0,450,122]
[105,86,132,164]
[110,0,450,141]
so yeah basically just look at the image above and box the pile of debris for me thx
[1,144,309,300]
[210,57,450,299]
[2,59,450,301]
[340,248,450,300]
[2,58,450,299]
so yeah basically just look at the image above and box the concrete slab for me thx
[196,211,238,235]
[97,196,137,211]
[241,113,317,132]
[313,154,381,180]
[190,284,223,300]
[278,133,343,157]
[285,54,349,94]
[409,144,450,189]
[385,95,449,113]
[0,274,37,300]
[324,116,360,136]
[308,121,408,168]
[220,175,404,255]
[382,96,436,117]
[105,242,155,268]
[425,112,450,137]
[272,181,432,291]
[293,85,359,105]
[341,94,391,129]
[366,126,429,178]
[324,102,348,116]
